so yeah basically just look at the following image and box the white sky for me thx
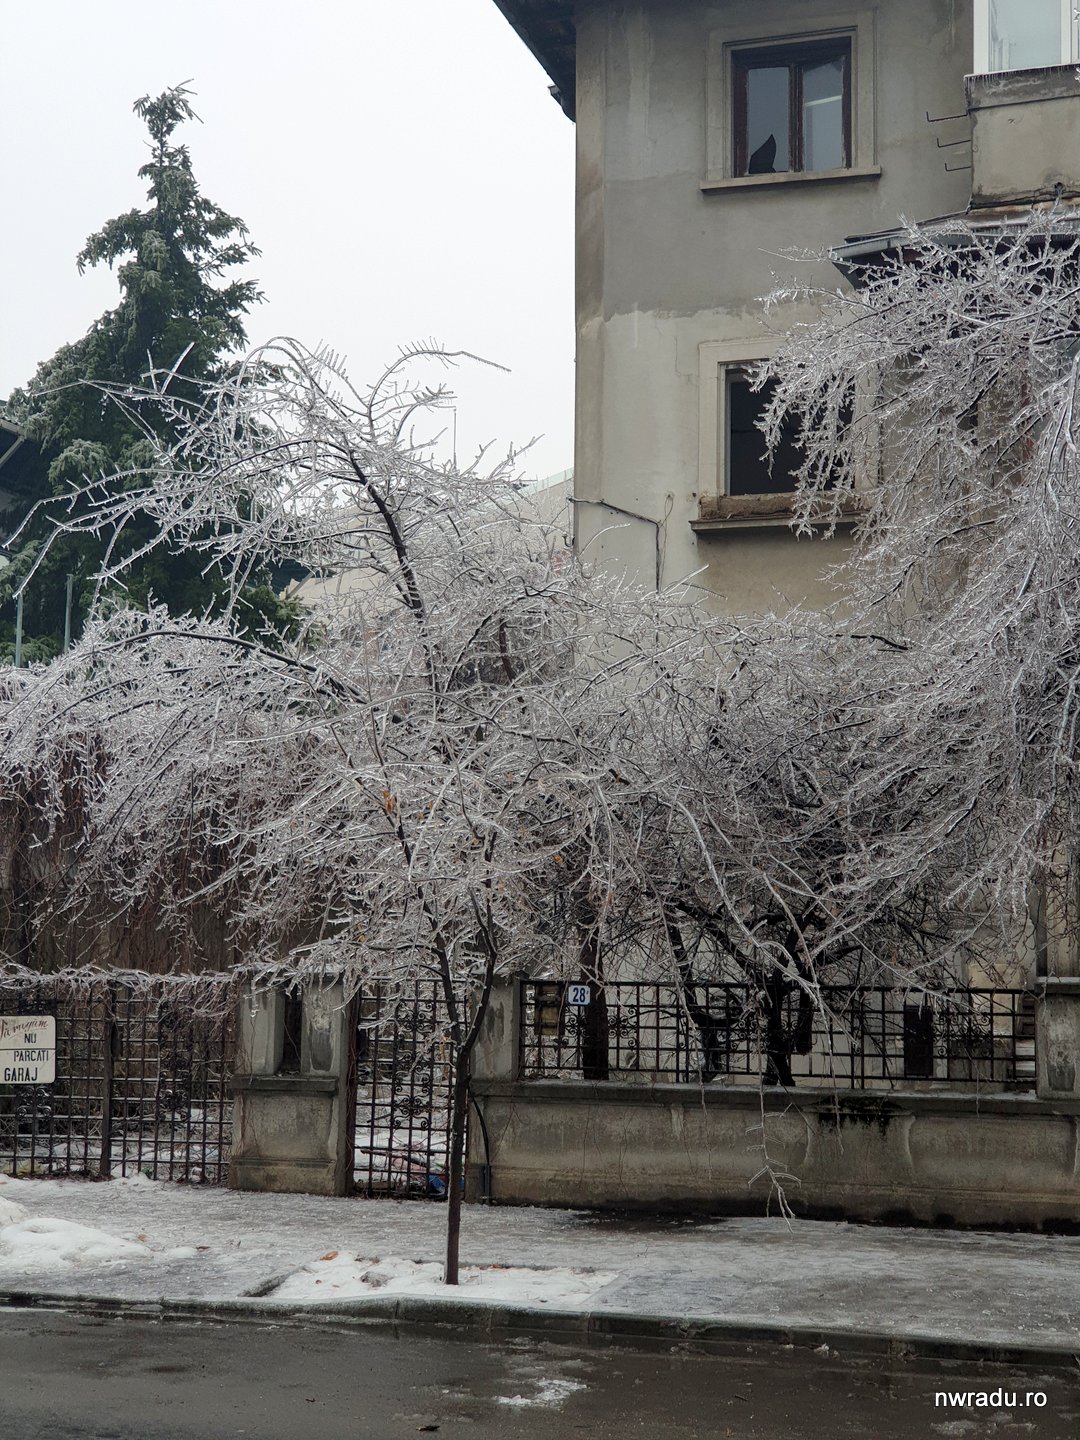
[0,0,576,479]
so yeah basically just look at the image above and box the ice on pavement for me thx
[497,1377,589,1408]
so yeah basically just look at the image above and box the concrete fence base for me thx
[467,1079,1080,1227]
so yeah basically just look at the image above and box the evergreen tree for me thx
[1,83,293,661]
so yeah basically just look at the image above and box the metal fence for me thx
[0,975,236,1183]
[352,979,464,1198]
[520,980,1037,1090]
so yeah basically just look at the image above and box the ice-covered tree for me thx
[1,339,673,1278]
[741,212,1080,1001]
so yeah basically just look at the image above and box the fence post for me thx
[98,982,117,1180]
[465,977,520,1205]
[469,977,520,1083]
[1032,843,1080,1099]
[229,978,354,1195]
[1036,977,1080,1099]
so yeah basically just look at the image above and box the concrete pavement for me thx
[0,1176,1078,1366]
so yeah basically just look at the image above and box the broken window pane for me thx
[735,40,851,177]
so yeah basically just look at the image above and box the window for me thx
[726,372,806,495]
[733,39,851,177]
[974,0,1079,72]
[704,20,877,190]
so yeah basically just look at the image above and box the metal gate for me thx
[0,974,236,1184]
[351,979,463,1199]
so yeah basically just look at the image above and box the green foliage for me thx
[1,82,297,660]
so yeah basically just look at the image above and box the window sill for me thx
[701,163,881,194]
[692,491,867,532]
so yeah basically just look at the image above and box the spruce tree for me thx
[1,83,292,661]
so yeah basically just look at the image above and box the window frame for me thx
[723,367,808,497]
[704,15,878,193]
[973,0,1079,74]
[697,338,872,528]
[732,38,852,178]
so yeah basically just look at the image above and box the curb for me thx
[1,1288,1077,1370]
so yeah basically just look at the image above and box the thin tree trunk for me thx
[441,895,497,1286]
[443,1050,470,1285]
[578,920,609,1081]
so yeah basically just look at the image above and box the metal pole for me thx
[63,573,74,653]
[13,591,23,668]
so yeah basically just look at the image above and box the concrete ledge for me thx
[475,1079,1076,1118]
[230,1075,339,1094]
[2,1288,1078,1370]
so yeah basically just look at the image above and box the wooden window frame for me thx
[733,38,852,178]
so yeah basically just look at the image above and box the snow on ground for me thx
[271,1251,615,1306]
[0,1170,1077,1353]
[0,1217,153,1269]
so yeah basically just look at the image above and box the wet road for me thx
[1,1310,1078,1439]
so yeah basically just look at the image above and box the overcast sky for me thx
[0,0,576,478]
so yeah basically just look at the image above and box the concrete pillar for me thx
[235,987,284,1076]
[469,977,520,1083]
[1033,839,1080,1100]
[1037,977,1080,1100]
[465,977,520,1203]
[229,979,355,1196]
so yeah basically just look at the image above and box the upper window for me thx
[733,39,851,177]
[974,0,1080,72]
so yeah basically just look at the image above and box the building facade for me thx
[494,1,1079,612]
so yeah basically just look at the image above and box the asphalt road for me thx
[1,1310,1079,1439]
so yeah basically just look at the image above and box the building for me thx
[492,1,1079,612]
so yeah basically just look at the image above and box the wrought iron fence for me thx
[520,980,1037,1091]
[0,975,236,1182]
[352,979,465,1199]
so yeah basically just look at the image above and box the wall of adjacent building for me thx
[573,0,974,612]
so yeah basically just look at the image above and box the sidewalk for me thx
[0,1172,1077,1365]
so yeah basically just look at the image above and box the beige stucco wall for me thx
[573,0,974,612]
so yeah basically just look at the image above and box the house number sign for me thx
[0,1015,56,1085]
[567,984,591,1007]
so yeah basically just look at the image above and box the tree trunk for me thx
[443,1048,470,1285]
[577,922,609,1081]
[762,969,794,1086]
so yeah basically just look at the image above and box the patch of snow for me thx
[0,1197,28,1226]
[110,1171,163,1188]
[271,1252,615,1308]
[0,1217,153,1269]
[496,1377,588,1408]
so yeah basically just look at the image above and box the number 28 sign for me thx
[567,983,591,1008]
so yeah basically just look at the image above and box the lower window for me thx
[726,371,806,495]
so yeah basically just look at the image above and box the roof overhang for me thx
[832,201,1080,284]
[490,0,576,119]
